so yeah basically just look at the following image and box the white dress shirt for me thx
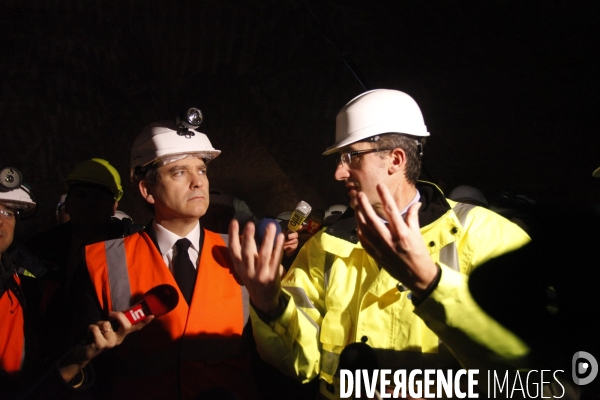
[380,190,421,223]
[152,220,201,274]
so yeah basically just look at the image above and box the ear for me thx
[388,148,406,176]
[111,201,118,216]
[139,180,155,205]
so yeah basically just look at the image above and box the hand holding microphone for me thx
[79,284,179,347]
[58,285,179,388]
[110,283,180,331]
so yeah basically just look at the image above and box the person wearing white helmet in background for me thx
[72,108,256,399]
[323,204,348,225]
[0,167,151,397]
[448,185,489,208]
[227,89,557,399]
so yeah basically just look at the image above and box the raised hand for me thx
[228,219,285,318]
[355,184,438,295]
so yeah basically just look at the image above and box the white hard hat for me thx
[0,186,36,212]
[323,204,348,225]
[323,89,429,155]
[113,210,132,220]
[130,120,221,181]
[276,211,293,222]
[0,167,36,212]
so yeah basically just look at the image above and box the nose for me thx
[334,162,349,181]
[190,171,205,188]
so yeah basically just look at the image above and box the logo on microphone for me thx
[124,303,148,324]
[572,351,598,385]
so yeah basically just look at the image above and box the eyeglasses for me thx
[0,207,18,221]
[337,148,393,167]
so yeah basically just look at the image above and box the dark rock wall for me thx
[1,0,599,236]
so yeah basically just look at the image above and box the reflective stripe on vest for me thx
[104,238,132,311]
[438,202,475,272]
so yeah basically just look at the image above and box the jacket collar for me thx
[324,181,450,244]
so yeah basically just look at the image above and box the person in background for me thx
[0,167,152,398]
[201,188,258,234]
[322,204,348,226]
[489,189,536,234]
[229,89,541,398]
[56,194,69,224]
[25,158,142,364]
[447,184,489,208]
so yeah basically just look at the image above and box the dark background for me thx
[2,0,599,236]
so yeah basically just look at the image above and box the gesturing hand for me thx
[355,184,438,295]
[228,219,285,318]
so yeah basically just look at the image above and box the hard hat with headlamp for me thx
[323,89,429,155]
[130,107,221,182]
[0,167,36,213]
[66,158,124,201]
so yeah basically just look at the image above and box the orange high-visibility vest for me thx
[0,272,24,375]
[85,229,255,400]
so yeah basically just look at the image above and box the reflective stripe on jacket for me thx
[85,228,255,399]
[251,182,532,399]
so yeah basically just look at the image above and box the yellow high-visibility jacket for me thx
[251,182,532,399]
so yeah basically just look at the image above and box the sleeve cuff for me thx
[411,263,442,307]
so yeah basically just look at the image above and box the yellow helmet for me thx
[66,158,123,201]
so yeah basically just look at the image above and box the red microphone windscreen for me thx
[142,284,180,317]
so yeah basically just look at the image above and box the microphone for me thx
[305,208,325,235]
[287,201,312,233]
[255,218,283,248]
[110,284,179,330]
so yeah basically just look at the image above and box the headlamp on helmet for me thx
[175,107,203,138]
[0,167,36,214]
[0,167,23,192]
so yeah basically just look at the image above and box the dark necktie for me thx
[174,238,196,304]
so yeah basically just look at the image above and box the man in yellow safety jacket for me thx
[228,89,541,399]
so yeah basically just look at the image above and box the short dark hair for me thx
[132,164,158,186]
[132,165,159,214]
[371,133,425,184]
